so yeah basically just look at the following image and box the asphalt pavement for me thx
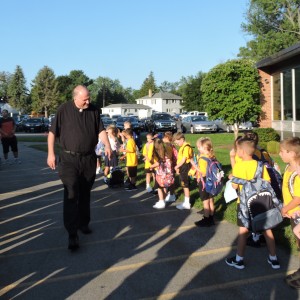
[0,141,300,299]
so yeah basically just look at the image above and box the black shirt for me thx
[50,101,104,153]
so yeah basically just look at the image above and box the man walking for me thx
[47,85,111,251]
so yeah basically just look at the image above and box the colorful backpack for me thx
[231,161,283,233]
[253,148,283,200]
[155,157,174,188]
[200,156,224,196]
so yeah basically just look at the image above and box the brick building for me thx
[256,42,300,138]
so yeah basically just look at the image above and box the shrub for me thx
[267,141,280,154]
[253,128,280,143]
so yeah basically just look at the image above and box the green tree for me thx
[89,77,129,108]
[56,75,73,105]
[136,71,158,99]
[7,65,28,112]
[31,66,59,117]
[68,70,92,88]
[0,71,12,102]
[178,72,205,111]
[159,81,179,93]
[201,59,261,137]
[239,0,300,60]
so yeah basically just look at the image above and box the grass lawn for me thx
[23,133,297,254]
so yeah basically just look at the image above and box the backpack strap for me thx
[288,171,298,197]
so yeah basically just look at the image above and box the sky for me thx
[1,0,250,90]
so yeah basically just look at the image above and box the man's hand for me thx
[105,145,112,159]
[47,153,56,170]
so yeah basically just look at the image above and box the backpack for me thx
[253,148,283,200]
[231,161,283,233]
[155,157,174,188]
[200,156,224,196]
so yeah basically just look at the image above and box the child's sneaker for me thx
[176,202,191,210]
[267,257,280,269]
[126,184,137,191]
[225,256,245,269]
[153,201,165,209]
[146,186,153,193]
[14,158,21,164]
[165,193,176,203]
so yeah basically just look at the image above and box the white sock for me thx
[184,197,190,204]
[269,254,277,260]
[146,184,150,188]
[236,254,243,262]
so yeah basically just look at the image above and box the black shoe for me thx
[194,217,211,227]
[126,184,137,191]
[79,226,92,234]
[68,235,79,251]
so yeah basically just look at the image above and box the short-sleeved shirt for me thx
[177,142,193,165]
[282,168,300,216]
[232,159,270,204]
[143,142,154,169]
[234,154,243,164]
[126,137,138,167]
[198,154,210,177]
[0,117,15,136]
[50,101,104,153]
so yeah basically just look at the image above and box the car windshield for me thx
[27,118,41,123]
[191,116,207,122]
[153,114,171,120]
[129,117,138,123]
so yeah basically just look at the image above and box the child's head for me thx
[279,137,300,164]
[122,128,133,139]
[196,137,214,157]
[124,121,132,130]
[233,135,243,151]
[236,137,256,159]
[153,139,172,161]
[173,132,185,147]
[146,132,153,143]
[243,131,259,147]
[107,124,117,136]
[163,131,173,143]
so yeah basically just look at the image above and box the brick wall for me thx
[258,69,272,128]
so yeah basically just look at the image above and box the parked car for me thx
[101,117,115,128]
[111,114,122,122]
[116,116,140,131]
[214,118,253,132]
[148,113,177,133]
[23,118,48,132]
[182,115,218,134]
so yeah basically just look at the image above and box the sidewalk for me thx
[0,142,300,299]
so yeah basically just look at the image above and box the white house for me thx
[101,103,152,119]
[135,90,183,114]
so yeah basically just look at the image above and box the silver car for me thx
[214,118,253,132]
[182,116,217,134]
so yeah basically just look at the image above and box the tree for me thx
[31,66,59,117]
[201,59,261,137]
[0,71,12,102]
[239,0,300,61]
[136,71,158,99]
[68,70,92,88]
[7,65,28,112]
[89,77,129,108]
[178,72,206,111]
[159,81,179,93]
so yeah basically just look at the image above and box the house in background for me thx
[136,90,183,114]
[101,103,152,119]
[257,42,300,138]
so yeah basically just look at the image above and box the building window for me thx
[283,70,293,120]
[272,73,281,121]
[295,67,300,120]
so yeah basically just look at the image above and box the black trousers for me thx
[58,151,96,236]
